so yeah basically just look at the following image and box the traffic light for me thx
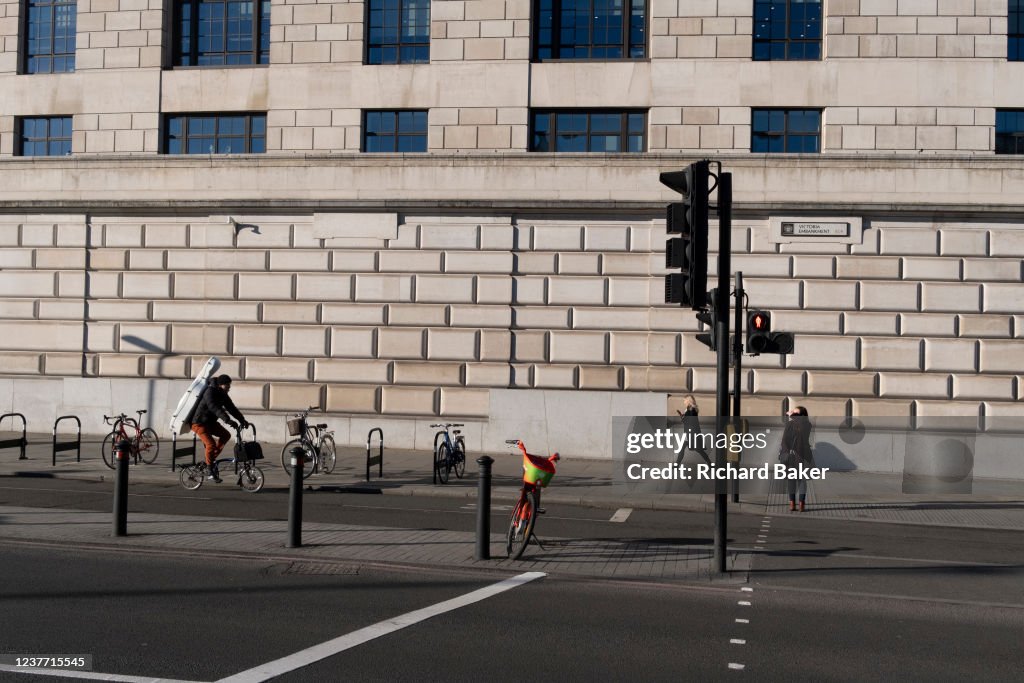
[661,161,710,310]
[745,310,796,355]
[695,289,719,351]
[746,310,771,354]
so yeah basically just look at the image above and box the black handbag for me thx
[234,424,264,462]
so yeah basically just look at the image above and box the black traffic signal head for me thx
[662,161,710,310]
[745,310,795,355]
[746,310,771,354]
[694,290,719,351]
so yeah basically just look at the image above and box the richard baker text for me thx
[626,463,830,482]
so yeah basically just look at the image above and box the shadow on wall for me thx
[811,442,857,472]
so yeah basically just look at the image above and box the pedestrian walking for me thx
[676,395,711,466]
[190,374,248,483]
[780,405,813,511]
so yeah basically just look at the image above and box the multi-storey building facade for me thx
[0,0,1021,462]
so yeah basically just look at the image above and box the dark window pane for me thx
[24,0,76,73]
[18,115,72,156]
[753,0,821,61]
[751,108,821,154]
[363,110,428,152]
[534,0,647,61]
[366,0,431,64]
[529,109,645,153]
[163,113,266,154]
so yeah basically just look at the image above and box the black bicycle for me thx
[431,423,466,484]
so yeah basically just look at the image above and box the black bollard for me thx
[112,439,131,537]
[287,446,304,548]
[476,456,494,560]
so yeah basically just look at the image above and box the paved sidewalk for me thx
[1,433,1022,581]
[3,432,1022,530]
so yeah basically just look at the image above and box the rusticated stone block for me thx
[415,274,475,303]
[844,312,898,335]
[393,361,462,386]
[952,374,1015,401]
[531,365,577,389]
[170,324,231,355]
[449,305,511,328]
[982,283,1024,314]
[901,257,960,281]
[788,336,859,370]
[549,330,606,364]
[803,280,858,310]
[879,372,949,398]
[860,281,919,311]
[281,326,328,357]
[899,313,956,337]
[921,282,981,313]
[322,304,386,326]
[979,340,1023,373]
[381,386,436,415]
[323,383,378,413]
[314,359,390,384]
[851,398,913,418]
[464,363,512,387]
[752,369,804,395]
[268,382,323,411]
[244,358,312,382]
[427,328,478,361]
[330,327,377,359]
[861,337,922,371]
[232,325,280,356]
[957,314,1012,338]
[578,366,623,390]
[439,388,489,417]
[378,328,427,360]
[924,338,977,371]
[388,303,448,327]
[806,370,876,397]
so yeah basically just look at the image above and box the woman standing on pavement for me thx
[780,405,813,511]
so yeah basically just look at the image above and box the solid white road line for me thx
[609,508,632,523]
[0,665,199,682]
[216,571,547,683]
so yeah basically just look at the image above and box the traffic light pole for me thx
[713,172,732,575]
[732,270,743,504]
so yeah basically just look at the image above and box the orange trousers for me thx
[191,422,231,466]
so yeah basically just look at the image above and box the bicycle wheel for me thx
[136,427,160,464]
[436,442,451,484]
[280,439,316,480]
[453,437,467,479]
[319,436,337,474]
[101,432,117,470]
[506,490,538,561]
[238,465,265,493]
[179,465,204,490]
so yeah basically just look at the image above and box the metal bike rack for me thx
[170,432,198,472]
[52,416,82,466]
[0,413,28,460]
[366,427,383,481]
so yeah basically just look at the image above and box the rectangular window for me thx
[17,116,72,156]
[363,110,428,152]
[996,110,1024,154]
[534,0,647,61]
[753,0,821,61]
[530,110,646,152]
[174,0,271,66]
[1011,0,1023,61]
[365,0,430,64]
[22,0,76,73]
[164,113,266,154]
[751,108,821,153]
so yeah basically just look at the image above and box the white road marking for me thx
[741,587,753,592]
[738,601,751,606]
[216,571,547,683]
[730,639,746,645]
[728,663,746,670]
[609,508,632,523]
[0,486,213,501]
[0,665,199,682]
[735,618,750,624]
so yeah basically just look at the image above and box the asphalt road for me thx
[1,477,1022,682]
[1,543,1021,683]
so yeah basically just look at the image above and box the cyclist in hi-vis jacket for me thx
[190,374,248,482]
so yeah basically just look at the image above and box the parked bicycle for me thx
[431,423,466,484]
[178,427,265,493]
[280,407,337,479]
[505,439,559,560]
[101,411,159,469]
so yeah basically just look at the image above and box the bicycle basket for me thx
[286,417,305,436]
[522,453,556,488]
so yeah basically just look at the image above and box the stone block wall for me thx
[270,0,364,64]
[431,0,531,61]
[650,0,752,59]
[824,106,994,152]
[0,0,19,73]
[75,0,163,70]
[0,211,1021,435]
[826,0,1007,58]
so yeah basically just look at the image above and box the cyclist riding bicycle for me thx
[190,374,249,483]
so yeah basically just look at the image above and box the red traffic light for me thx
[750,311,770,331]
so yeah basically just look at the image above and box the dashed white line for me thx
[609,508,632,523]
[728,663,746,671]
[735,618,750,624]
[738,600,752,606]
[730,639,747,645]
[741,587,753,592]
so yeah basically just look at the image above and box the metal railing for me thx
[366,427,383,481]
[0,413,27,460]
[52,415,81,466]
